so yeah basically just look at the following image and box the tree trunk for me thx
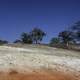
[35,40,38,44]
[66,42,69,48]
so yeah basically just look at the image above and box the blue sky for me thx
[0,0,80,43]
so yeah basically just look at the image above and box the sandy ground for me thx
[0,45,80,80]
[0,69,80,80]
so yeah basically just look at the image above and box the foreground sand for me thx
[0,68,80,80]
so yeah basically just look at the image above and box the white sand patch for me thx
[0,46,80,73]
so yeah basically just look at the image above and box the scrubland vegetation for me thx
[0,21,80,51]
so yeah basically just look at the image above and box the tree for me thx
[77,31,80,37]
[0,40,8,45]
[13,39,22,43]
[71,21,80,31]
[70,21,80,43]
[50,37,60,45]
[59,31,73,47]
[30,27,46,44]
[21,32,33,44]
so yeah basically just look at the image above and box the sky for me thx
[0,0,80,43]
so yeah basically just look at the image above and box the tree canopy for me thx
[58,30,73,46]
[70,21,80,43]
[50,37,60,45]
[21,32,33,44]
[30,27,46,44]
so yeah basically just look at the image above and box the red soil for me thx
[0,69,79,80]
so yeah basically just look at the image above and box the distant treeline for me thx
[0,21,80,49]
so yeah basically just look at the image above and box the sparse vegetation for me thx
[13,39,22,43]
[0,40,8,45]
[49,21,80,50]
[0,21,80,51]
[19,27,46,44]
[70,21,80,43]
[49,37,60,46]
[21,32,33,44]
[58,30,73,47]
[30,27,46,44]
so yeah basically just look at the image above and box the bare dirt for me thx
[0,69,80,80]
